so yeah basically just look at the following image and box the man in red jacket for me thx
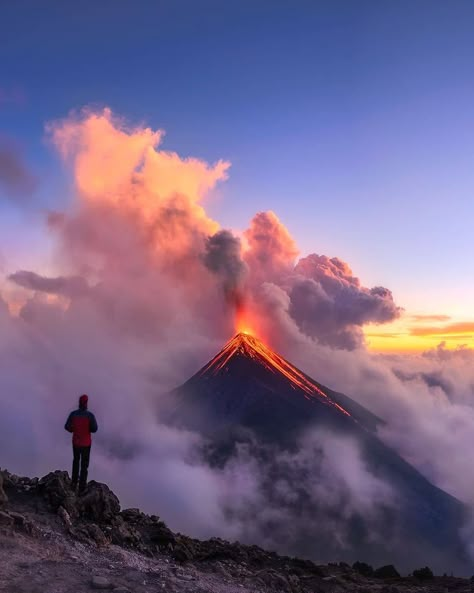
[64,394,98,493]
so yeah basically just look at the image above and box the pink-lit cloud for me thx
[243,210,299,284]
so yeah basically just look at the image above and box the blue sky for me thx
[1,0,474,317]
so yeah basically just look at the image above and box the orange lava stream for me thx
[201,333,351,417]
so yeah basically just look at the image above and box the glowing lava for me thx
[235,306,260,339]
[200,332,351,417]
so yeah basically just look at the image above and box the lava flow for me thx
[200,332,351,417]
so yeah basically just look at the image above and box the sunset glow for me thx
[365,315,474,353]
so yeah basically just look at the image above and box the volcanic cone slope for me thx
[165,333,380,437]
[162,333,468,572]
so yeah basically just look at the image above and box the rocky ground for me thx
[0,469,473,593]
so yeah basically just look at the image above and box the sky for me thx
[1,0,474,352]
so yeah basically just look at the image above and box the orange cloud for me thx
[48,107,229,208]
[243,211,299,283]
[47,108,231,262]
[48,108,162,199]
[410,322,474,337]
[409,314,451,323]
[141,148,230,206]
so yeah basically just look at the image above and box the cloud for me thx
[243,211,299,284]
[238,212,401,350]
[3,106,474,571]
[288,255,400,349]
[411,321,474,337]
[204,431,397,563]
[410,314,451,322]
[203,230,247,307]
[0,136,37,201]
[47,108,163,199]
[47,107,229,205]
[9,271,89,298]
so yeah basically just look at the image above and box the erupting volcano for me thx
[160,331,468,571]
[200,332,351,414]
[162,330,381,438]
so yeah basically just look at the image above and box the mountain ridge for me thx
[2,467,474,591]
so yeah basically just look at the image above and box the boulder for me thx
[58,506,73,529]
[77,481,120,523]
[110,516,142,547]
[38,474,121,525]
[38,471,76,515]
[149,522,176,546]
[353,561,374,577]
[374,565,400,579]
[85,523,110,546]
[172,540,195,562]
[412,566,434,580]
[120,508,144,524]
[18,476,38,491]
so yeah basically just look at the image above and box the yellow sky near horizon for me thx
[365,313,474,353]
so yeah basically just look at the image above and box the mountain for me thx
[164,332,381,437]
[161,332,468,573]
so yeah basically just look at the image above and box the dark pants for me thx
[72,446,91,491]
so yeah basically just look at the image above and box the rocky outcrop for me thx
[38,471,76,515]
[77,481,120,522]
[0,467,473,593]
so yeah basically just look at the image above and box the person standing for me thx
[64,394,98,493]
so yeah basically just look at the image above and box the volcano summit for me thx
[161,332,468,573]
[164,332,381,438]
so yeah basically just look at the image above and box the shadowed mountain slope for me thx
[161,333,468,573]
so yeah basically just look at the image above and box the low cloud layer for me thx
[1,107,474,571]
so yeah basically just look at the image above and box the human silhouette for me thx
[64,394,98,493]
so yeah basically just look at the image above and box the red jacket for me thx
[65,408,98,447]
